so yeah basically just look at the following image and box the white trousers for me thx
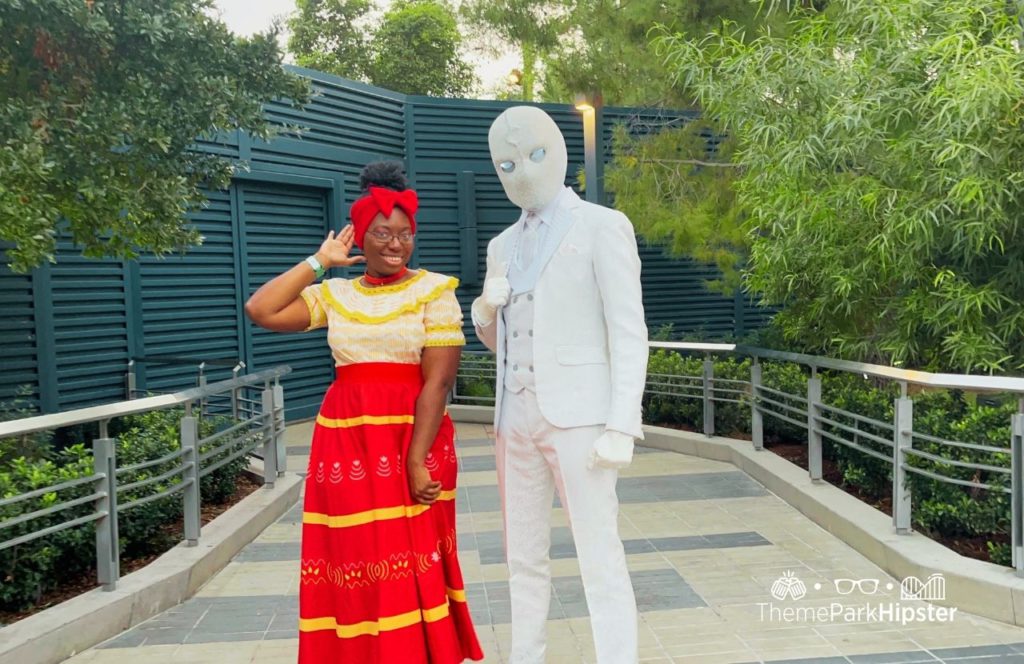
[496,388,638,664]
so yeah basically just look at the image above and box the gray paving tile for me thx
[234,541,301,563]
[472,528,768,564]
[279,502,304,524]
[931,644,1015,659]
[183,631,265,644]
[756,657,850,664]
[848,651,938,662]
[459,455,496,472]
[287,445,310,456]
[455,472,766,515]
[456,438,494,447]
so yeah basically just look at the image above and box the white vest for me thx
[502,291,536,393]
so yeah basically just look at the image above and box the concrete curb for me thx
[639,425,1024,627]
[0,470,303,664]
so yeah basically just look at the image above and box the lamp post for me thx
[574,92,603,204]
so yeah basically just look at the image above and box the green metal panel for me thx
[240,181,334,420]
[0,70,771,416]
[138,188,241,394]
[50,246,130,409]
[0,250,41,409]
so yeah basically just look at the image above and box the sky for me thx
[210,0,517,96]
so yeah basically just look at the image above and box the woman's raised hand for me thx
[316,225,366,269]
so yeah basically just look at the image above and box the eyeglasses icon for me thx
[834,578,879,595]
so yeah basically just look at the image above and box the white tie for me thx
[518,213,539,270]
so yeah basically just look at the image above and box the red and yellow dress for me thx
[297,270,483,663]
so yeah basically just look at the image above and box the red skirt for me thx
[298,362,484,663]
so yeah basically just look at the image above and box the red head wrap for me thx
[349,186,419,248]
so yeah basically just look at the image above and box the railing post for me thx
[197,362,207,418]
[893,395,913,534]
[702,356,715,437]
[125,360,136,400]
[93,436,119,590]
[751,361,763,451]
[181,411,201,546]
[1012,412,1024,575]
[231,362,244,420]
[807,370,822,481]
[274,381,286,477]
[261,385,278,486]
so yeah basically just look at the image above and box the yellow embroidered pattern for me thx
[321,276,459,325]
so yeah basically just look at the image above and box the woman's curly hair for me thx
[359,161,407,192]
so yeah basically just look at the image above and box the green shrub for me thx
[0,407,254,612]
[0,387,52,463]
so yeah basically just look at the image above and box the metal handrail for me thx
[651,341,1024,393]
[0,366,291,438]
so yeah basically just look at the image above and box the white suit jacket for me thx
[472,189,648,439]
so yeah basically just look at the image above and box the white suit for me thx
[472,106,648,664]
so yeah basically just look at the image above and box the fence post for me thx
[125,360,136,400]
[807,370,822,481]
[750,361,763,451]
[1012,412,1024,576]
[231,363,244,421]
[93,436,119,590]
[274,381,286,477]
[262,385,278,486]
[181,410,201,546]
[702,356,715,437]
[893,395,914,534]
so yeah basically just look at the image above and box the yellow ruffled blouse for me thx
[299,270,466,366]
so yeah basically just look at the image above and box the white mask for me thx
[488,106,568,212]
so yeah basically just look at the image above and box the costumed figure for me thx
[471,106,649,664]
[246,161,484,664]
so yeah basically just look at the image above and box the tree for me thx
[287,0,373,80]
[0,0,310,273]
[369,0,475,97]
[288,0,476,97]
[459,0,566,101]
[605,120,747,292]
[654,0,1024,372]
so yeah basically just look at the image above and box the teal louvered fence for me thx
[0,68,770,421]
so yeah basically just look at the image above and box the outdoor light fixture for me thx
[574,92,602,203]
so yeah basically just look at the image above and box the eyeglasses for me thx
[366,230,415,244]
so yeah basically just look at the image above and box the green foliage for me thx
[369,0,476,97]
[0,407,254,612]
[0,386,51,464]
[460,0,785,105]
[655,0,1024,372]
[289,0,475,97]
[453,354,496,403]
[606,121,747,292]
[288,0,373,79]
[0,0,310,273]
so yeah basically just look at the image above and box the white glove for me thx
[588,430,635,470]
[472,258,511,326]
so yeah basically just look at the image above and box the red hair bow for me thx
[350,187,418,248]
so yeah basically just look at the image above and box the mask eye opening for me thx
[499,160,516,173]
[529,147,546,163]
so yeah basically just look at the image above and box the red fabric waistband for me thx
[334,362,422,383]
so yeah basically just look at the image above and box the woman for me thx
[245,161,484,664]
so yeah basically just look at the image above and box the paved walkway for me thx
[65,421,1024,663]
